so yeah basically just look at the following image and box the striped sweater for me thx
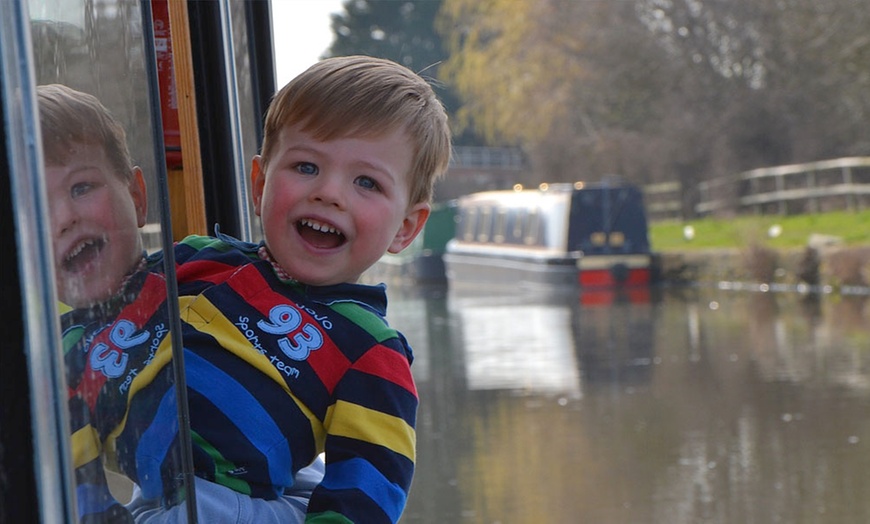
[65,234,418,523]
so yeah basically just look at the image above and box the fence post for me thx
[843,165,855,211]
[777,171,786,215]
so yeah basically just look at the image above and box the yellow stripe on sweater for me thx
[71,424,102,468]
[181,294,326,449]
[325,400,416,462]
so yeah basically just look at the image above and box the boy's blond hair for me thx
[37,84,134,180]
[261,55,452,205]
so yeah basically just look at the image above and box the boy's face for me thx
[252,123,430,286]
[46,142,147,308]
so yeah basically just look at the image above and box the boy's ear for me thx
[251,155,265,216]
[388,202,430,254]
[131,167,148,227]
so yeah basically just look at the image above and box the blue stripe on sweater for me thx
[321,457,406,523]
[136,386,179,499]
[184,349,293,493]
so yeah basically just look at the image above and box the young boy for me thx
[129,55,451,523]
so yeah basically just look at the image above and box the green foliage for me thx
[438,0,589,146]
[650,211,870,252]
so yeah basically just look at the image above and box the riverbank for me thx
[654,243,870,294]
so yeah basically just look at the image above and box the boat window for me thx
[3,7,74,519]
[537,213,549,248]
[477,206,493,242]
[493,210,506,243]
[524,210,540,245]
[186,0,272,242]
[461,207,478,241]
[27,0,194,518]
[228,0,267,242]
[511,209,526,244]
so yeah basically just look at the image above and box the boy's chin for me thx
[286,268,349,287]
[59,279,118,309]
[60,292,109,310]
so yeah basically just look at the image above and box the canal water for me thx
[393,284,870,524]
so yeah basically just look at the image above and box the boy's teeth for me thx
[65,235,107,263]
[67,239,95,261]
[301,219,338,234]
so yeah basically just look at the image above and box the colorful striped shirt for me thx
[175,235,418,523]
[64,233,418,523]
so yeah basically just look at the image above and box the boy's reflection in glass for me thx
[41,84,321,522]
[42,84,148,310]
[42,83,156,522]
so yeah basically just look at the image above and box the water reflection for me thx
[392,284,870,523]
[452,293,582,396]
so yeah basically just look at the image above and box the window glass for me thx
[462,207,477,241]
[525,210,540,245]
[2,4,76,521]
[228,0,264,241]
[477,207,492,242]
[29,0,192,520]
[493,210,506,243]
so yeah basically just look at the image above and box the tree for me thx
[440,0,870,198]
[439,0,676,185]
[327,0,480,144]
[330,0,444,71]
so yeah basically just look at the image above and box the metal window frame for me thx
[0,1,76,521]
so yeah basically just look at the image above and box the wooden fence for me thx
[644,157,870,221]
[643,181,684,221]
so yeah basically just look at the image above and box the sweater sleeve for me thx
[306,310,418,524]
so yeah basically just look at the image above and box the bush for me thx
[742,243,779,283]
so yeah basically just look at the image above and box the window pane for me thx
[228,0,268,241]
[1,3,76,521]
[29,0,192,520]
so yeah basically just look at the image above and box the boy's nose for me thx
[310,175,346,208]
[51,197,78,235]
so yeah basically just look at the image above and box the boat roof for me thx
[457,181,640,207]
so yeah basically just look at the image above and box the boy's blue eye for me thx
[70,182,94,199]
[355,176,380,191]
[296,162,318,175]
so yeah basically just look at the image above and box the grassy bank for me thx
[649,210,870,252]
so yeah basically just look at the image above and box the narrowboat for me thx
[443,181,653,291]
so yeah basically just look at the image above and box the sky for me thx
[270,0,345,87]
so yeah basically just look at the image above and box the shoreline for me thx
[654,245,870,295]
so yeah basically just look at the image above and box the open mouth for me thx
[297,218,346,249]
[61,237,107,273]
